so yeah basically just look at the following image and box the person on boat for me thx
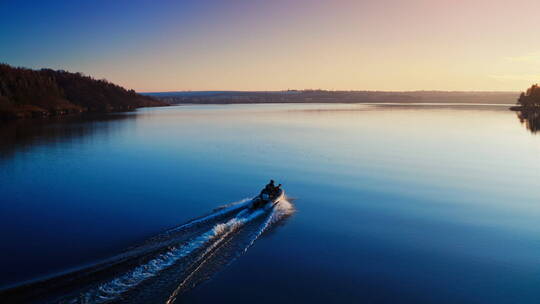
[264,180,283,197]
[260,180,276,197]
[253,180,282,209]
[274,183,282,195]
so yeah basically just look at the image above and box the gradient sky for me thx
[2,0,540,92]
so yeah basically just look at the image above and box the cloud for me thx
[504,52,540,63]
[489,74,540,81]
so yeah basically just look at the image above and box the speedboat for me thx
[250,188,285,210]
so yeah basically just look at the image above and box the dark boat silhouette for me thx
[249,188,285,210]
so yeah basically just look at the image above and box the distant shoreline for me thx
[162,101,516,106]
[143,90,518,106]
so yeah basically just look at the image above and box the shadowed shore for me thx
[0,64,168,121]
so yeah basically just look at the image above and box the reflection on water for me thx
[516,109,540,134]
[0,113,136,160]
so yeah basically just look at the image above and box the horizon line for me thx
[139,89,521,94]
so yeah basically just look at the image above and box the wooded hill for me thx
[0,64,167,120]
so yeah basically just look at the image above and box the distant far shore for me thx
[143,90,518,105]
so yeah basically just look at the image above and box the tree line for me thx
[513,84,540,134]
[0,64,167,120]
[517,84,540,109]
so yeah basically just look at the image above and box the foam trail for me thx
[166,199,295,303]
[167,210,267,296]
[116,198,252,257]
[77,228,221,303]
[241,199,294,253]
[2,197,294,304]
[70,201,278,304]
[165,198,251,234]
[241,198,295,255]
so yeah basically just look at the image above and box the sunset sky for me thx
[2,0,540,92]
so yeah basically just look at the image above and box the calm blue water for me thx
[1,104,539,303]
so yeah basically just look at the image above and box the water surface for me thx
[1,104,539,303]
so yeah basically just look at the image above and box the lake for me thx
[1,103,539,303]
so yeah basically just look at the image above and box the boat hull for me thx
[250,189,284,210]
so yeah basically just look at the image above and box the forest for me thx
[515,84,540,109]
[513,84,540,133]
[0,64,167,120]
